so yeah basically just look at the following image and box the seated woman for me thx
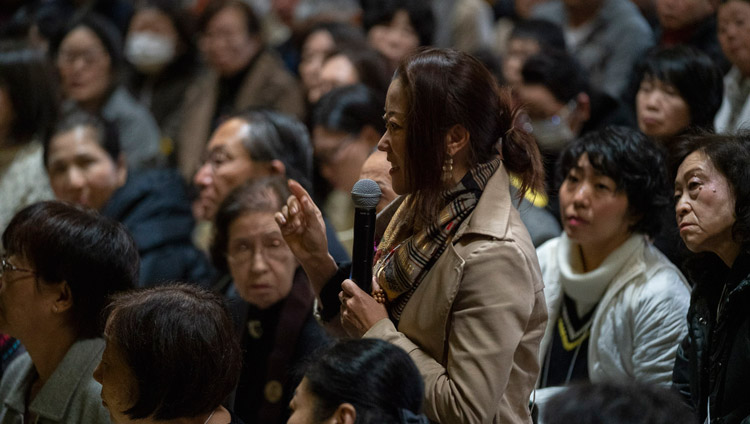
[50,13,162,169]
[0,201,137,423]
[672,134,750,424]
[0,41,56,236]
[535,127,690,402]
[211,177,329,424]
[44,110,214,287]
[94,284,244,424]
[634,45,723,152]
[277,48,547,423]
[288,339,428,424]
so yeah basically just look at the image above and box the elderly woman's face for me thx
[57,27,113,106]
[636,76,691,139]
[559,153,633,260]
[674,151,737,259]
[46,125,126,211]
[93,337,137,424]
[227,211,297,310]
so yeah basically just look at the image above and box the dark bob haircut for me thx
[211,176,291,273]
[313,83,386,137]
[49,13,124,80]
[522,49,590,104]
[633,45,723,132]
[362,0,434,46]
[304,338,425,423]
[2,201,138,339]
[542,381,697,424]
[43,108,121,167]
[557,126,670,238]
[396,48,544,224]
[104,284,242,420]
[323,47,391,98]
[670,132,750,250]
[0,41,58,146]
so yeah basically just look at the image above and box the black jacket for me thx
[101,169,215,287]
[673,252,750,424]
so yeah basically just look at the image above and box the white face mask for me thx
[522,100,578,152]
[124,31,176,74]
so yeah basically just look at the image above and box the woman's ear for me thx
[444,124,470,157]
[329,403,356,424]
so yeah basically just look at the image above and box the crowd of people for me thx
[1,0,750,423]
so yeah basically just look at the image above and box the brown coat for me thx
[176,49,305,180]
[365,165,547,424]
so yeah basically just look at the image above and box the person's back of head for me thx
[299,338,426,423]
[313,84,386,137]
[2,201,138,339]
[542,381,698,424]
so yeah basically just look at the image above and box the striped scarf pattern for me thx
[374,157,501,321]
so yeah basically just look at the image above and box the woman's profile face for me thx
[559,153,633,258]
[57,27,113,107]
[46,125,126,210]
[93,337,138,424]
[227,211,297,310]
[377,78,409,194]
[636,76,691,139]
[674,150,737,257]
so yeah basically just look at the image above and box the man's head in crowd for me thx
[502,19,566,88]
[192,110,312,220]
[519,49,592,151]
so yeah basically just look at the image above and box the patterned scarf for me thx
[374,157,501,321]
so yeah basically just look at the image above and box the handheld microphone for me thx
[350,179,382,293]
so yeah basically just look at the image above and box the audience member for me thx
[0,201,137,423]
[672,134,750,424]
[502,18,566,89]
[191,109,348,276]
[289,339,428,424]
[44,111,214,287]
[535,128,689,410]
[178,0,305,180]
[358,150,397,214]
[542,381,697,424]
[50,13,163,169]
[124,0,201,165]
[633,46,723,151]
[277,48,547,423]
[532,0,654,98]
[655,0,727,70]
[361,0,435,73]
[95,284,245,424]
[519,49,634,198]
[0,42,56,236]
[211,177,329,424]
[297,21,367,105]
[315,47,391,103]
[714,0,750,133]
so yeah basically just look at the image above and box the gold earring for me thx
[442,155,454,183]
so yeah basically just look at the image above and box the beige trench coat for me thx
[365,165,547,423]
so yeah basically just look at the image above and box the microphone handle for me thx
[350,207,376,293]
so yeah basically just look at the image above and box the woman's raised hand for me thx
[275,180,338,291]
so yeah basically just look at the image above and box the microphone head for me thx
[351,179,382,209]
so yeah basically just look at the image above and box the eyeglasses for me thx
[57,48,108,67]
[227,238,290,265]
[0,256,35,281]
